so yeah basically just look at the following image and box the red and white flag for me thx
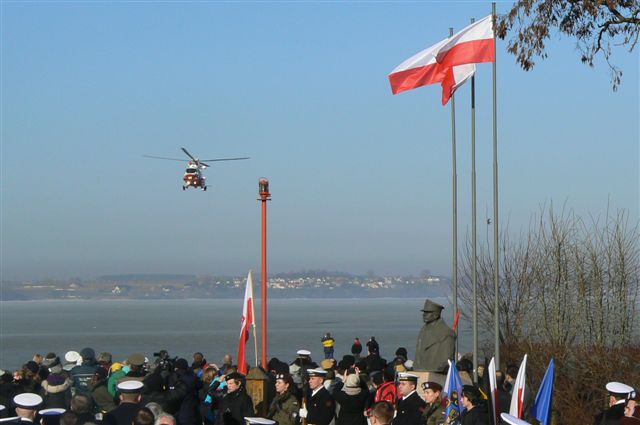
[436,14,495,67]
[488,357,500,425]
[237,271,255,374]
[509,354,528,418]
[388,37,475,105]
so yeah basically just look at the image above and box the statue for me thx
[414,299,455,372]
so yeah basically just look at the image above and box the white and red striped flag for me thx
[388,37,475,105]
[509,354,528,418]
[436,14,495,67]
[488,357,500,425]
[237,271,255,374]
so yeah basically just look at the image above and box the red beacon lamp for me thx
[258,177,271,369]
[259,178,270,200]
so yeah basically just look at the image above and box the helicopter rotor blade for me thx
[199,162,210,168]
[200,157,250,162]
[181,147,197,161]
[143,155,189,162]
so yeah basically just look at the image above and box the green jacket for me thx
[422,401,446,425]
[268,391,299,425]
[108,370,127,397]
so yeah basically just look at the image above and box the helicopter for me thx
[143,147,249,191]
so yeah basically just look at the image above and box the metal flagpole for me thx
[449,27,459,360]
[470,18,478,385]
[250,271,258,368]
[491,2,500,369]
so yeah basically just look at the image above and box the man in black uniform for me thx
[594,381,634,425]
[300,369,334,425]
[103,380,144,425]
[392,373,425,425]
[10,393,43,424]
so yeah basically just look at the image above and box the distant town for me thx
[0,271,450,300]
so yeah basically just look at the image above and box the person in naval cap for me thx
[38,408,65,425]
[11,393,43,423]
[594,382,635,425]
[500,413,530,425]
[300,369,335,425]
[393,373,426,425]
[244,418,275,425]
[103,380,144,425]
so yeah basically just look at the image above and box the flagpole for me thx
[250,271,258,368]
[470,18,478,385]
[449,26,459,361]
[491,2,500,369]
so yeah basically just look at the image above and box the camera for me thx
[153,349,176,373]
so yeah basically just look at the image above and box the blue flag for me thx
[444,360,465,424]
[531,359,555,425]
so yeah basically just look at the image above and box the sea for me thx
[0,298,475,372]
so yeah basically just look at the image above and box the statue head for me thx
[421,299,444,324]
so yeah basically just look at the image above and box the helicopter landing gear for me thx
[182,186,186,191]
[202,186,207,191]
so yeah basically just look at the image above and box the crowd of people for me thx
[0,338,638,425]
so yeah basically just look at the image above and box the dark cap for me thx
[24,361,39,374]
[226,372,245,382]
[174,358,189,370]
[79,348,95,361]
[421,299,445,312]
[422,381,443,392]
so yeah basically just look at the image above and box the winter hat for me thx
[47,374,66,386]
[24,361,39,374]
[79,348,95,361]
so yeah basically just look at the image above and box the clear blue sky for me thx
[2,1,638,280]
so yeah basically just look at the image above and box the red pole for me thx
[258,178,271,369]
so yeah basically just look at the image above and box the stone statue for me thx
[414,299,455,372]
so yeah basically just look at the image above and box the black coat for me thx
[594,402,626,425]
[306,387,335,425]
[332,384,368,425]
[103,401,142,425]
[217,389,253,425]
[392,391,426,425]
[460,403,489,425]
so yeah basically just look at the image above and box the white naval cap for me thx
[244,418,276,425]
[606,382,634,397]
[39,408,66,416]
[501,413,530,425]
[0,405,4,412]
[117,380,144,393]
[306,368,327,377]
[296,350,311,356]
[397,372,419,382]
[13,393,43,409]
[0,418,18,423]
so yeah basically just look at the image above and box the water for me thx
[0,298,473,371]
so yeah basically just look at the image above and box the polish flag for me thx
[237,271,255,374]
[436,15,495,67]
[509,354,528,418]
[488,357,500,425]
[388,37,475,104]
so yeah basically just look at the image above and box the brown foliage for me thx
[502,341,640,425]
[496,0,640,90]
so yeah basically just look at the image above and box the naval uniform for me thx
[392,391,426,425]
[102,402,142,425]
[594,402,626,425]
[306,386,335,425]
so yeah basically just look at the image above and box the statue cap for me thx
[421,299,445,312]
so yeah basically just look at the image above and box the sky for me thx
[1,1,638,281]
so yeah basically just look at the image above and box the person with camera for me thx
[163,358,201,425]
[216,372,253,425]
